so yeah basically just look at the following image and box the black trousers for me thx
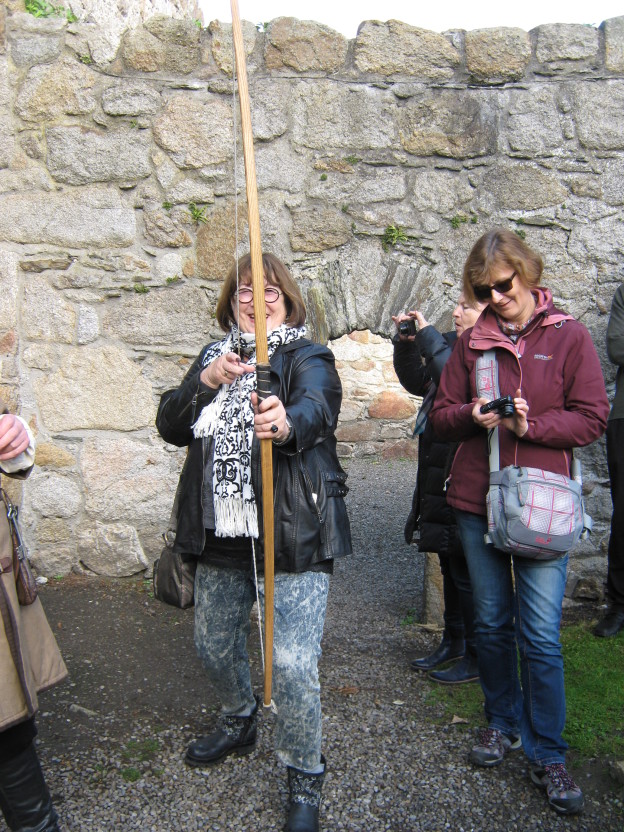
[439,551,476,653]
[606,419,624,607]
[0,718,37,766]
[0,718,61,831]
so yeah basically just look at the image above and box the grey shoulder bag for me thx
[478,350,591,560]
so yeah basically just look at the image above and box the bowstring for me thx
[232,31,266,678]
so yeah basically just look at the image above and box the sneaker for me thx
[470,727,522,767]
[530,763,584,815]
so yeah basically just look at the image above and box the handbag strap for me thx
[480,350,581,481]
[163,451,188,547]
[0,488,26,564]
[478,350,501,473]
[0,578,37,715]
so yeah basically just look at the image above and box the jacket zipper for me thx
[299,457,323,523]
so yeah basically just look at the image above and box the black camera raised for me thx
[398,319,417,337]
[480,395,515,418]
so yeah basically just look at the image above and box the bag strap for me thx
[481,352,592,538]
[478,350,501,473]
[1,488,26,565]
[0,579,37,715]
[163,485,180,547]
[163,451,189,547]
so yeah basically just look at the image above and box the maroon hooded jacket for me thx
[429,288,609,517]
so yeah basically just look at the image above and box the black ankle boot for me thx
[0,742,60,831]
[284,756,325,832]
[410,633,464,671]
[429,652,479,684]
[185,696,260,767]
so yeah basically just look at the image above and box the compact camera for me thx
[480,395,515,418]
[398,319,417,337]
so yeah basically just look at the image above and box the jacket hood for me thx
[468,287,574,354]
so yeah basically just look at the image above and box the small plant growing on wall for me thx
[188,203,207,224]
[450,214,469,229]
[25,0,76,20]
[514,218,527,239]
[382,225,408,251]
[134,283,149,294]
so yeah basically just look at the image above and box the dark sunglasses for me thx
[473,272,517,301]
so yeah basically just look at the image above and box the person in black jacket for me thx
[156,253,351,832]
[392,293,485,684]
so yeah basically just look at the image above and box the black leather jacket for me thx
[393,327,463,557]
[156,338,352,573]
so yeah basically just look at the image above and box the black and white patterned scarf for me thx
[192,323,305,538]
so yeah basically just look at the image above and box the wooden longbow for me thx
[230,0,275,708]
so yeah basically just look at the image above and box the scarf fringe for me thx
[214,497,259,539]
[193,386,227,438]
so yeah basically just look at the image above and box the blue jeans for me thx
[455,510,568,765]
[194,563,329,771]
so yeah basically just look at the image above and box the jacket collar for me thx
[468,287,573,354]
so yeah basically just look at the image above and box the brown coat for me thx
[0,416,67,732]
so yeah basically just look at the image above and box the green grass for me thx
[422,622,624,759]
[400,608,417,627]
[562,623,624,757]
[423,674,483,726]
[122,738,160,762]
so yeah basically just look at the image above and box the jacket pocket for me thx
[322,470,349,497]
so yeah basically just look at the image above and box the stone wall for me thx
[1,7,623,596]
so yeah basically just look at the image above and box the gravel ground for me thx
[11,458,623,832]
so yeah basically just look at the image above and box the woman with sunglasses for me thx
[157,252,351,832]
[430,229,608,816]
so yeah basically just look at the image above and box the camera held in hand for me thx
[398,318,417,337]
[480,395,515,419]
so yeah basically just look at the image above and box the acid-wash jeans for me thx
[455,510,568,765]
[194,562,329,772]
